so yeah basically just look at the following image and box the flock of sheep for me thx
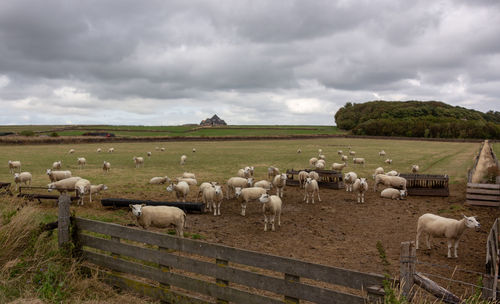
[6,144,480,258]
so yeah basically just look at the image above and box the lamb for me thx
[379,150,386,157]
[52,161,62,170]
[166,181,190,202]
[147,152,152,157]
[344,172,358,192]
[155,146,160,151]
[308,171,320,181]
[318,154,326,160]
[309,157,318,167]
[102,161,111,172]
[46,169,72,182]
[8,160,21,174]
[47,177,82,192]
[180,155,187,165]
[337,150,343,155]
[253,180,273,191]
[380,188,407,200]
[235,187,268,216]
[315,159,326,170]
[202,186,216,214]
[331,162,347,171]
[133,156,144,168]
[213,185,223,216]
[267,167,280,180]
[108,147,114,153]
[129,204,186,237]
[75,178,91,205]
[68,149,75,154]
[349,151,356,156]
[372,167,385,179]
[160,147,165,151]
[298,170,309,188]
[192,148,196,153]
[237,168,251,178]
[272,173,287,198]
[386,170,399,176]
[352,178,368,203]
[149,176,170,185]
[182,172,196,179]
[341,155,348,162]
[13,172,32,191]
[352,157,365,167]
[303,177,321,204]
[176,177,197,186]
[89,184,108,202]
[196,182,218,202]
[416,214,480,258]
[384,159,393,165]
[411,165,420,173]
[226,177,253,199]
[374,174,407,192]
[297,148,302,154]
[77,157,86,169]
[259,193,282,232]
[96,148,102,153]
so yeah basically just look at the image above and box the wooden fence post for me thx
[158,246,171,290]
[58,193,71,247]
[284,273,300,304]
[400,241,416,300]
[216,258,229,304]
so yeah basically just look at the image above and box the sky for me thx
[0,0,499,126]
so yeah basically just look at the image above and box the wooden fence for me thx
[466,142,500,207]
[484,218,499,300]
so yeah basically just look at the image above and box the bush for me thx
[19,130,35,137]
[49,132,59,137]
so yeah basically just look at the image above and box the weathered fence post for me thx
[58,193,71,247]
[158,246,171,290]
[284,273,300,304]
[216,258,229,304]
[400,241,416,300]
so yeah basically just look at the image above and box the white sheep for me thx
[337,150,343,155]
[202,186,216,214]
[352,157,365,167]
[149,176,170,185]
[180,155,187,165]
[213,185,223,216]
[147,152,152,157]
[52,161,62,170]
[309,157,318,167]
[77,157,86,169]
[318,154,326,160]
[96,148,102,153]
[344,172,358,192]
[374,174,407,192]
[133,156,144,168]
[237,168,251,178]
[8,160,21,174]
[68,149,75,154]
[155,146,159,151]
[182,172,196,179]
[75,178,91,205]
[102,161,111,172]
[416,213,480,258]
[196,182,218,202]
[192,148,196,153]
[341,155,348,162]
[235,187,268,216]
[259,193,282,232]
[384,159,393,165]
[349,151,356,156]
[318,148,322,154]
[308,171,320,181]
[176,177,197,186]
[46,169,72,182]
[297,148,302,154]
[130,204,186,237]
[303,177,321,204]
[411,164,420,173]
[331,162,347,171]
[380,188,407,200]
[108,148,114,153]
[160,147,165,151]
[272,173,287,198]
[298,170,309,188]
[386,170,399,176]
[253,180,273,191]
[13,172,32,191]
[166,181,190,202]
[245,166,255,176]
[315,159,326,170]
[89,184,108,202]
[372,167,385,179]
[267,167,280,180]
[352,178,368,203]
[47,177,82,192]
[226,177,253,199]
[379,150,386,157]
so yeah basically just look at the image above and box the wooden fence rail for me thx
[74,217,385,304]
[484,218,499,300]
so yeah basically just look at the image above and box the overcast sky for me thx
[0,0,499,126]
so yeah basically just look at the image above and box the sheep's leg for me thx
[217,202,221,216]
[241,202,246,216]
[270,213,275,231]
[317,190,321,202]
[426,234,431,249]
[277,210,281,227]
[416,231,420,249]
[263,214,268,231]
[453,240,459,258]
[303,191,307,202]
[361,192,364,203]
[311,193,315,204]
[447,240,452,258]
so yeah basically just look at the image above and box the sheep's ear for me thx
[141,204,146,207]
[129,204,133,209]
[462,214,467,218]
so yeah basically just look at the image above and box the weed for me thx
[2,209,17,225]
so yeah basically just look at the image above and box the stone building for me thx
[200,114,227,126]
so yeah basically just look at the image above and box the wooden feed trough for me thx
[101,198,205,213]
[286,169,344,189]
[18,186,80,203]
[466,143,500,207]
[0,182,12,195]
[398,174,449,197]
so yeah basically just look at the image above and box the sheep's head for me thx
[246,178,254,186]
[463,215,480,229]
[46,169,52,175]
[165,176,171,184]
[102,185,109,191]
[259,193,270,203]
[47,183,55,192]
[130,204,145,217]
[399,190,407,199]
[8,160,12,165]
[214,185,222,195]
[13,173,20,179]
[280,173,287,181]
[359,178,367,186]
[166,184,174,192]
[305,177,312,185]
[235,187,242,197]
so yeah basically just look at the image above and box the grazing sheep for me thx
[160,147,165,151]
[349,151,356,156]
[303,177,321,204]
[202,186,216,214]
[8,160,21,174]
[352,178,368,203]
[259,193,282,232]
[237,168,251,178]
[337,150,343,155]
[149,176,170,185]
[372,167,385,179]
[318,154,326,160]
[411,165,420,173]
[196,182,217,202]
[318,148,322,154]
[13,172,32,191]
[176,177,197,186]
[102,161,111,173]
[213,185,223,216]
[133,156,144,168]
[245,166,255,176]
[254,180,273,191]
[267,167,280,180]
[331,162,347,171]
[352,157,365,167]
[182,172,196,179]
[46,169,72,182]
[166,181,190,202]
[147,152,152,157]
[226,177,253,199]
[108,148,114,153]
[374,174,407,192]
[308,171,320,181]
[130,204,186,237]
[297,148,302,154]
[192,148,196,153]
[180,155,187,165]
[384,159,393,165]
[75,178,91,205]
[298,170,309,188]
[315,160,326,170]
[68,149,75,154]
[272,173,287,198]
[309,157,318,167]
[52,161,62,170]
[77,157,86,169]
[89,184,108,202]
[344,172,358,192]
[386,170,399,176]
[416,214,480,258]
[379,150,386,157]
[47,177,82,192]
[235,187,268,216]
[341,155,348,162]
[380,188,407,200]
[97,148,102,153]
[155,147,159,151]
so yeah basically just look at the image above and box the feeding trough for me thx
[101,198,205,213]
[286,169,344,189]
[18,186,80,203]
[398,174,449,197]
[466,141,500,207]
[0,182,12,196]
